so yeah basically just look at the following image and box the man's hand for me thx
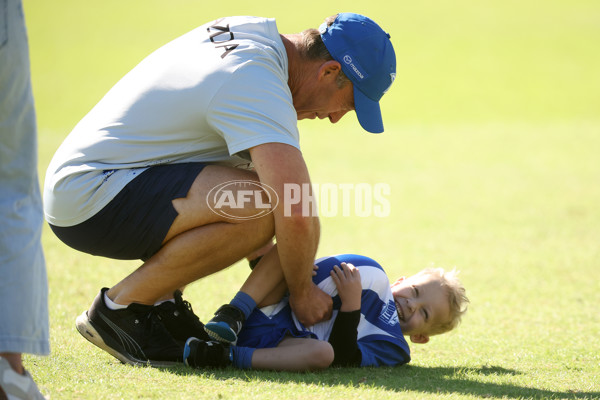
[289,283,333,326]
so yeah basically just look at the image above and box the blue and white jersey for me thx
[296,254,411,367]
[237,254,411,367]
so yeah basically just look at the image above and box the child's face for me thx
[391,273,451,344]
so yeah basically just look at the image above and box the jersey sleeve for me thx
[328,310,362,367]
[358,338,410,367]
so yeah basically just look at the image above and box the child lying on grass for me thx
[184,251,468,371]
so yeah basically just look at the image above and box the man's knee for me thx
[183,166,276,222]
[167,165,275,240]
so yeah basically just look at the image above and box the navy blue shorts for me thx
[49,163,207,261]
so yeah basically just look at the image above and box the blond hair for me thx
[416,267,469,335]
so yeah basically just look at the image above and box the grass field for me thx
[21,0,600,399]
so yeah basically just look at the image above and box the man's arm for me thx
[250,142,332,325]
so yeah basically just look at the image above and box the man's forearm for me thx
[274,210,320,297]
[249,143,330,324]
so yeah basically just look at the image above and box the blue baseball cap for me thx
[319,13,396,133]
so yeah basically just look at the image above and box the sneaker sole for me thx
[204,322,236,344]
[182,337,198,367]
[75,311,180,368]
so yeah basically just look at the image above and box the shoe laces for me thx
[131,306,173,341]
[144,307,166,329]
[173,290,200,322]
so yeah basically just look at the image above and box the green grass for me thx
[22,0,600,398]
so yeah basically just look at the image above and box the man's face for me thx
[294,61,355,124]
[391,273,451,344]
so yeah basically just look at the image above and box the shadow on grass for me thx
[162,364,599,399]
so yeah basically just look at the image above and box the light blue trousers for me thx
[0,0,50,356]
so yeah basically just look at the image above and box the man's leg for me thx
[107,165,275,306]
[74,165,276,365]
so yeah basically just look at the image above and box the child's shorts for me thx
[236,301,316,349]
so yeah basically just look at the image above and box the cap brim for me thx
[354,85,384,134]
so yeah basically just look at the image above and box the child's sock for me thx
[104,292,128,310]
[230,345,255,369]
[229,291,257,320]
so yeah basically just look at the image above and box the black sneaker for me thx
[183,337,231,369]
[75,288,183,367]
[204,304,245,344]
[155,290,211,344]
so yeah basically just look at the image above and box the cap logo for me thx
[383,72,396,94]
[341,53,365,80]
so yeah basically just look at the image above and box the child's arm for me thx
[328,263,363,366]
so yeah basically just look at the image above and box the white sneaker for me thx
[0,357,46,400]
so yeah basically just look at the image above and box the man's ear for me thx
[410,334,430,344]
[317,60,342,81]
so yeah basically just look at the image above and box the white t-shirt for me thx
[44,16,300,227]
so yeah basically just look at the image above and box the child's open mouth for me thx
[395,300,405,321]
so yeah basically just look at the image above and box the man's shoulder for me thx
[206,16,283,52]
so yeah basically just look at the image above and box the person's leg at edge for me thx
[0,354,24,375]
[0,0,49,396]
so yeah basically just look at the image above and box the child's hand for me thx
[330,262,362,312]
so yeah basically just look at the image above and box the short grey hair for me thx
[299,14,350,88]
